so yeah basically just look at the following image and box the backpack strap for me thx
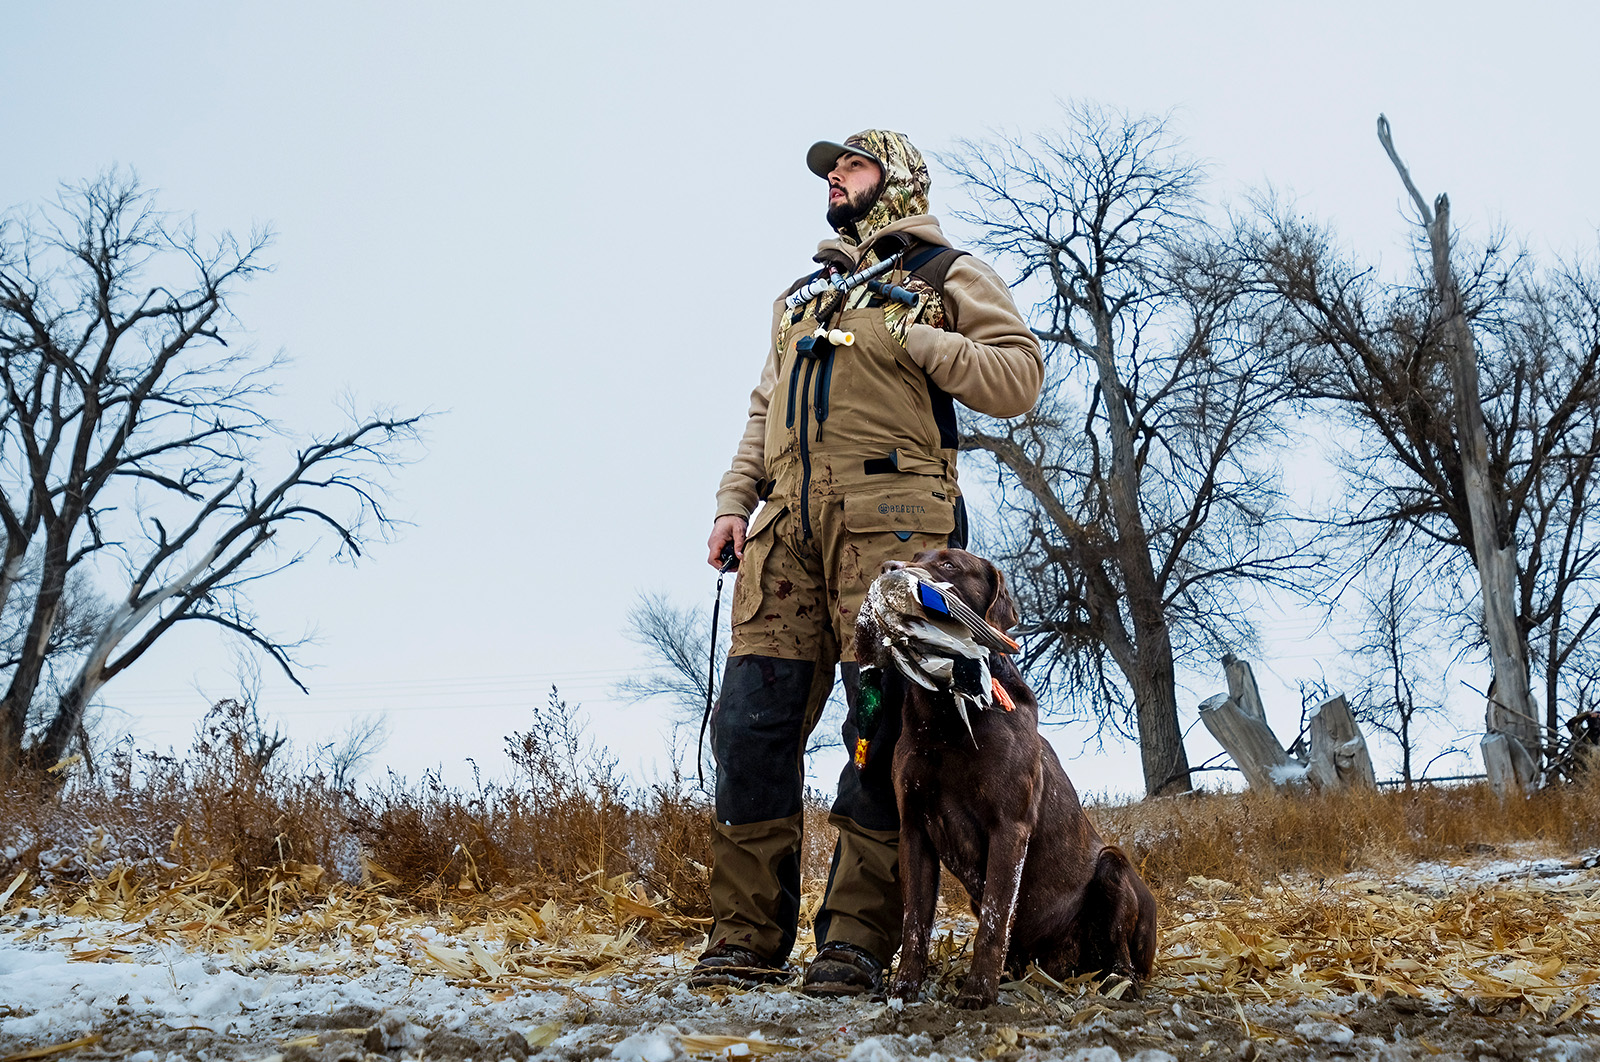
[902,244,971,330]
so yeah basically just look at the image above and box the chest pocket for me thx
[773,243,968,444]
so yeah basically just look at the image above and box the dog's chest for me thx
[897,735,1042,853]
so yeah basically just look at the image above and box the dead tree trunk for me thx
[1202,660,1378,793]
[1224,653,1268,723]
[1377,116,1540,793]
[1305,694,1377,789]
[1200,692,1304,792]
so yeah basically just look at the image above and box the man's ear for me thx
[985,564,1019,632]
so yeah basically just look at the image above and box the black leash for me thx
[698,545,739,788]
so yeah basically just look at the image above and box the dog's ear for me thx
[985,563,1019,632]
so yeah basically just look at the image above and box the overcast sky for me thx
[3,1,1597,798]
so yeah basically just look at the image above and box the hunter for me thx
[698,129,1043,995]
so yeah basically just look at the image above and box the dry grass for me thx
[0,695,716,932]
[1091,775,1600,901]
[8,695,1600,957]
[11,708,1600,1016]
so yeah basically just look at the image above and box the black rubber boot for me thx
[689,943,792,989]
[802,941,885,998]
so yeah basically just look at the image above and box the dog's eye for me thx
[940,560,956,570]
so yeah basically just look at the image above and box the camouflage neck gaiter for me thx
[831,130,931,251]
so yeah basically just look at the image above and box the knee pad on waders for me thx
[712,655,817,825]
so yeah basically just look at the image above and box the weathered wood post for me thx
[1223,653,1268,723]
[1202,658,1381,794]
[1305,694,1377,790]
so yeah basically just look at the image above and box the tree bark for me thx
[1199,692,1304,792]
[1305,694,1377,790]
[1089,304,1193,797]
[1482,732,1537,797]
[1132,639,1192,795]
[0,530,72,764]
[1429,198,1540,790]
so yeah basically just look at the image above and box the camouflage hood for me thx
[807,129,931,248]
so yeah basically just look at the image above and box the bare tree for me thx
[617,591,842,782]
[1345,555,1449,785]
[317,714,390,790]
[617,592,720,730]
[944,105,1312,796]
[1242,121,1600,789]
[0,171,422,777]
[1376,117,1538,786]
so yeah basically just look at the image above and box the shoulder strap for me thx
[903,244,971,330]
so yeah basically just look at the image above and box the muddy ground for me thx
[7,968,1600,1062]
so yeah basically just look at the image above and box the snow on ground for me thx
[1395,843,1600,891]
[8,852,1600,1061]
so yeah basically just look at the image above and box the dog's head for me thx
[886,548,1019,633]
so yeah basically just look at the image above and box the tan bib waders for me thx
[708,299,964,966]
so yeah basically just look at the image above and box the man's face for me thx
[825,152,883,230]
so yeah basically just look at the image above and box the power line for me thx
[102,667,652,702]
[94,667,666,719]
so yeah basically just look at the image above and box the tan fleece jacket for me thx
[714,214,1043,521]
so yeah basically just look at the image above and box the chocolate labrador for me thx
[856,548,1157,1008]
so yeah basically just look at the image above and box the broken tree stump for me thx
[1305,694,1376,790]
[1223,653,1268,724]
[1199,693,1305,793]
[1202,658,1380,793]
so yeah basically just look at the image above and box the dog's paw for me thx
[954,988,998,1010]
[1099,972,1140,1000]
[889,978,922,1005]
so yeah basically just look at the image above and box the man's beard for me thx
[826,184,879,232]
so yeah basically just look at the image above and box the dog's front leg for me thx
[956,824,1030,1009]
[890,822,940,1003]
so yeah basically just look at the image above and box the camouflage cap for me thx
[807,130,931,244]
[806,137,882,179]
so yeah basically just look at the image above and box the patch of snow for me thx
[1538,1038,1600,1062]
[1269,763,1309,785]
[846,1037,907,1062]
[0,938,271,1040]
[610,1023,683,1062]
[1293,1019,1354,1044]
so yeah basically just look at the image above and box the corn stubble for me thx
[7,702,1600,1014]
